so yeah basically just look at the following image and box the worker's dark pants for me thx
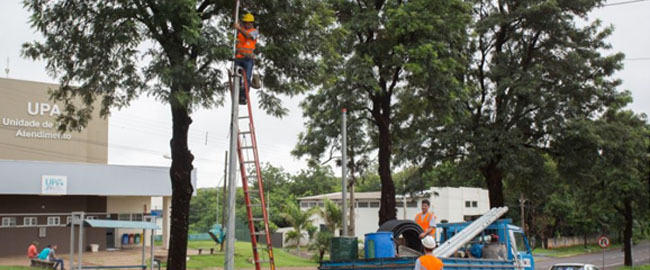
[235,58,254,101]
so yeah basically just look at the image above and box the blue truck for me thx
[320,207,534,270]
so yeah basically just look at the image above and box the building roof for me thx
[298,191,382,201]
[83,219,160,230]
[0,159,197,196]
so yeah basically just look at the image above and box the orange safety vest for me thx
[417,254,444,270]
[236,27,257,59]
[415,212,436,235]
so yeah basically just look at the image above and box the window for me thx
[317,202,324,207]
[66,216,72,224]
[357,202,369,208]
[395,202,403,207]
[465,201,471,207]
[24,217,37,226]
[1,217,16,227]
[369,201,380,208]
[39,227,47,238]
[472,201,478,208]
[47,216,60,226]
[407,201,418,208]
[118,214,131,221]
[300,202,308,208]
[132,214,143,221]
[85,216,97,220]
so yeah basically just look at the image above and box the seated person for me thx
[27,241,39,259]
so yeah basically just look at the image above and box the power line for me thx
[624,57,650,61]
[603,0,650,6]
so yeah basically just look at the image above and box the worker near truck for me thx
[415,199,436,238]
[232,13,259,105]
[414,236,443,270]
[482,234,507,260]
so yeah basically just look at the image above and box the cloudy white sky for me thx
[1,1,648,188]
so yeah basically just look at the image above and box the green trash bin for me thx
[330,237,358,261]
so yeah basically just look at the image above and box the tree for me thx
[281,201,315,254]
[289,164,340,197]
[22,1,326,268]
[408,0,630,207]
[296,0,470,225]
[309,231,333,263]
[555,110,649,266]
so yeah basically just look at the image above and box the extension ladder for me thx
[233,68,276,270]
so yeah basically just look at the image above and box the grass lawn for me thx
[156,241,316,269]
[0,266,32,270]
[533,243,622,258]
[618,265,650,270]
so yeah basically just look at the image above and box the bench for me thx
[30,259,55,269]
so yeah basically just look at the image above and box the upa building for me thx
[0,78,194,256]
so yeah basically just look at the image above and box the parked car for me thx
[550,263,600,270]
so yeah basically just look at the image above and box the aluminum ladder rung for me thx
[240,146,254,150]
[242,161,256,164]
[250,217,264,222]
[245,189,259,193]
[238,116,249,119]
[253,231,266,235]
[239,131,251,135]
[248,204,262,207]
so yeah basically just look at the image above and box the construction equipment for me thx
[433,206,508,258]
[233,70,276,270]
[320,207,534,270]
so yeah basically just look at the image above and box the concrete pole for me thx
[141,229,146,267]
[225,72,240,270]
[341,108,348,236]
[150,227,155,270]
[77,212,84,270]
[221,153,228,252]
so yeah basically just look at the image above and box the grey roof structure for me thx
[0,159,197,196]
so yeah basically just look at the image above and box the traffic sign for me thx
[597,235,610,248]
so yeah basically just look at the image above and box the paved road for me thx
[535,242,650,270]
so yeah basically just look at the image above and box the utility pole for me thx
[519,193,527,235]
[220,151,228,251]
[225,1,240,269]
[341,108,348,236]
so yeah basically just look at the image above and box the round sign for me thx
[597,235,610,248]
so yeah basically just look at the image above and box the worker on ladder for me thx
[233,13,259,105]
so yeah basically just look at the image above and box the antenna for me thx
[4,57,9,78]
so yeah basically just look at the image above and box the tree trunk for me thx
[480,161,505,207]
[377,118,396,225]
[166,103,195,270]
[348,178,356,237]
[623,198,633,266]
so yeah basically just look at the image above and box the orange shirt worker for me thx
[414,236,444,270]
[415,199,436,238]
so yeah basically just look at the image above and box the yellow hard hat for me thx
[242,13,255,22]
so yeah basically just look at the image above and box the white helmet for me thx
[422,235,437,249]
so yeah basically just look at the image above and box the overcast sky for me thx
[1,1,648,188]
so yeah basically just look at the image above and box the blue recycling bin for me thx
[121,234,129,245]
[365,232,395,258]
